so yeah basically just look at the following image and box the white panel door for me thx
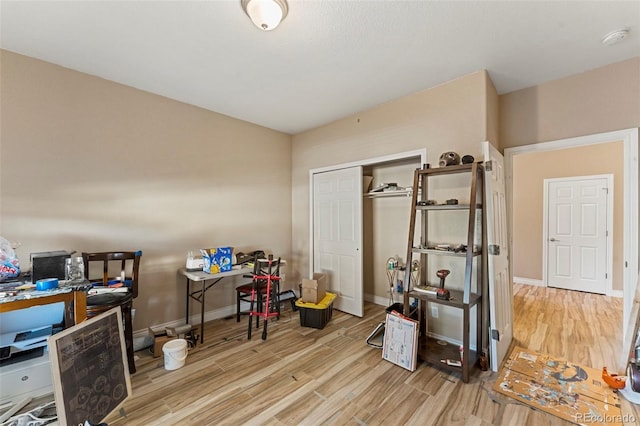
[313,166,363,317]
[483,141,513,372]
[547,177,609,294]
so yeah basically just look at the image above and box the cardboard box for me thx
[301,273,326,304]
[200,247,232,274]
[148,327,175,357]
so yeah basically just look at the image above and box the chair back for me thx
[253,254,281,279]
[82,251,142,298]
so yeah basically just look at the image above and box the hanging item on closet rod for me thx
[386,256,398,304]
[410,259,420,289]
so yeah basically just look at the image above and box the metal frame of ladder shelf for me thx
[403,162,487,383]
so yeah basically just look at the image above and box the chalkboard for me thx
[48,307,131,426]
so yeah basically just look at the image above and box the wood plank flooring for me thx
[512,283,624,372]
[103,285,639,425]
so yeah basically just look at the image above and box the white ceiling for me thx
[1,1,639,134]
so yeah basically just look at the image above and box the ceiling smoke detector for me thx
[601,28,630,46]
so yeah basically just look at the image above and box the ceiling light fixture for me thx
[241,0,288,31]
[601,28,630,46]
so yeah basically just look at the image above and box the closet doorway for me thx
[309,149,427,317]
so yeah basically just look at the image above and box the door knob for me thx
[549,238,558,242]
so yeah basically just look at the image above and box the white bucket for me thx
[162,338,188,370]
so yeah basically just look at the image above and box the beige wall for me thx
[0,50,292,331]
[499,57,640,149]
[290,71,495,340]
[485,73,500,148]
[500,57,639,296]
[1,43,635,345]
[512,142,624,292]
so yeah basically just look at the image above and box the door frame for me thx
[308,149,427,278]
[542,174,614,295]
[505,127,638,339]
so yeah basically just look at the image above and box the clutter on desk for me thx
[88,286,129,295]
[234,250,265,268]
[185,251,204,271]
[35,277,59,291]
[0,280,34,297]
[0,236,20,282]
[65,256,85,283]
[200,247,232,273]
[31,250,75,283]
[0,281,91,303]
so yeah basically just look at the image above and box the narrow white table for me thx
[179,266,252,343]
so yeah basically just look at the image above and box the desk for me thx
[179,266,252,343]
[0,286,88,326]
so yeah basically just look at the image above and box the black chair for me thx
[82,251,141,374]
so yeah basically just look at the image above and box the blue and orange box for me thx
[200,247,232,274]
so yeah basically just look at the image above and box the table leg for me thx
[73,290,87,324]
[185,278,190,326]
[200,281,206,343]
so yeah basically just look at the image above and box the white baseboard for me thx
[364,292,398,307]
[133,303,242,340]
[512,277,624,298]
[513,277,545,287]
[133,294,301,341]
[138,294,394,338]
[135,294,479,355]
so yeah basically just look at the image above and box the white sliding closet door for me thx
[313,166,363,317]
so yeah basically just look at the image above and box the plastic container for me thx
[295,292,336,329]
[162,338,188,370]
[386,302,418,320]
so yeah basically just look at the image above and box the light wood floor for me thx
[103,285,640,425]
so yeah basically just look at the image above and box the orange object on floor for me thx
[602,366,626,389]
